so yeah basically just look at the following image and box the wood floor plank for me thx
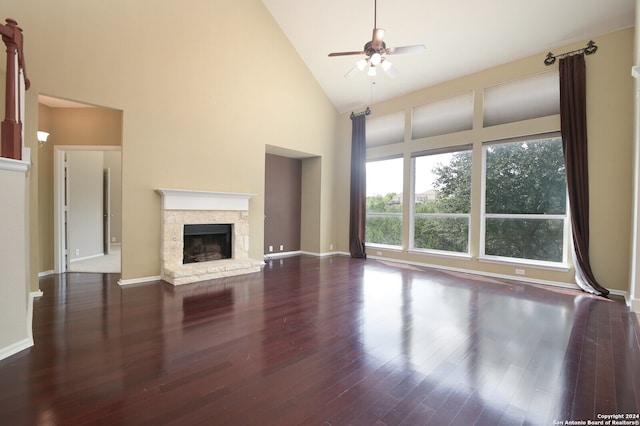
[0,256,637,425]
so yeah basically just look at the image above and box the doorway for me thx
[54,146,122,273]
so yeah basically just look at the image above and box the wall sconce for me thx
[37,131,49,145]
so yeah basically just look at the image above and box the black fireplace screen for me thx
[183,224,232,264]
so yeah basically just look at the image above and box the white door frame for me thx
[53,145,122,273]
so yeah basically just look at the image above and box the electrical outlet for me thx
[111,237,116,243]
[279,245,284,251]
[75,248,80,256]
[515,269,525,275]
[330,244,334,250]
[268,245,273,252]
[376,251,382,256]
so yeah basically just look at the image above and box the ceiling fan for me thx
[328,0,426,78]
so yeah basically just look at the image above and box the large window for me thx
[412,147,472,254]
[366,157,403,247]
[482,135,568,264]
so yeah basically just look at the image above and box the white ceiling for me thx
[262,0,636,114]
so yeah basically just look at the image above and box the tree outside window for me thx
[365,158,403,247]
[482,136,567,263]
[413,149,472,253]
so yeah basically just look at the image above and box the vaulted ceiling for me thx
[262,0,636,114]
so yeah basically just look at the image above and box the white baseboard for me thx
[27,290,41,345]
[70,253,104,263]
[300,251,630,298]
[118,275,162,286]
[38,270,54,278]
[264,250,301,259]
[0,290,41,362]
[0,338,32,362]
[299,250,349,258]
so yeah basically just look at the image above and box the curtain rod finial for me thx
[584,40,597,55]
[544,52,556,66]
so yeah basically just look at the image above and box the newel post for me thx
[1,19,29,160]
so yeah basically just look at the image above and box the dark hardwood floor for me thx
[1,255,639,425]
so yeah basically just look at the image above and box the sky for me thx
[366,153,453,196]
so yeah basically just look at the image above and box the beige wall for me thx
[7,0,337,283]
[336,28,635,293]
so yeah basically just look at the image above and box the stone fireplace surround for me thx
[156,189,263,285]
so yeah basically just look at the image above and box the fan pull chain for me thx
[370,80,375,110]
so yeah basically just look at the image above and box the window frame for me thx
[479,133,570,269]
[409,145,473,257]
[364,156,404,249]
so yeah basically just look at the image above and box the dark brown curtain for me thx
[349,113,367,258]
[559,54,608,296]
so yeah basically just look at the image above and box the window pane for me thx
[485,217,564,262]
[415,150,472,214]
[366,214,402,245]
[366,158,403,246]
[413,149,471,253]
[414,216,468,252]
[485,137,566,215]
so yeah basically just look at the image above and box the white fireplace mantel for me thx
[156,189,255,211]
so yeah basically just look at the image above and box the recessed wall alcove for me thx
[156,189,263,285]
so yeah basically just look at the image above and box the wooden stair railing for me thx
[0,18,30,161]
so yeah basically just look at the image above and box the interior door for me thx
[64,152,70,271]
[103,168,111,255]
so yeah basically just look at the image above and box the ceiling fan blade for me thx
[328,51,365,57]
[386,45,426,55]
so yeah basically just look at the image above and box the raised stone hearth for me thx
[156,189,263,285]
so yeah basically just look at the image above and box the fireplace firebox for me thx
[183,224,232,264]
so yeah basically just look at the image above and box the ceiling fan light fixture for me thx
[327,0,427,79]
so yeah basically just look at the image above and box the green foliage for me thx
[414,216,468,252]
[484,138,567,261]
[485,139,566,214]
[365,216,402,245]
[366,193,402,213]
[432,150,472,213]
[485,218,564,262]
[412,150,472,252]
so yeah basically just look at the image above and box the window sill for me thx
[408,248,472,261]
[478,255,570,272]
[365,243,403,253]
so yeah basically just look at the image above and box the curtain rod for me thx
[350,107,371,119]
[544,40,598,66]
